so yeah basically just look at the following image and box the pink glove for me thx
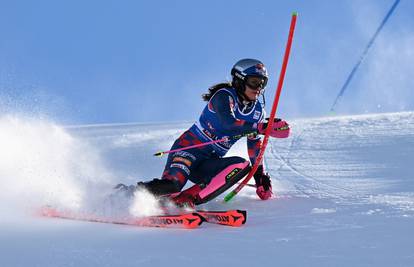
[257,118,290,138]
[254,166,273,200]
[256,186,272,200]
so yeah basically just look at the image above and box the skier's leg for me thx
[172,156,251,205]
[189,156,248,184]
[194,156,251,204]
[127,130,211,197]
[159,131,210,191]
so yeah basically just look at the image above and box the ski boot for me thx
[113,178,181,203]
[169,184,203,210]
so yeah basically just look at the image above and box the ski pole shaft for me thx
[154,138,228,157]
[224,12,298,202]
[154,132,256,157]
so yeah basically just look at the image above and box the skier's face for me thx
[245,76,266,89]
[244,76,265,101]
[244,85,261,101]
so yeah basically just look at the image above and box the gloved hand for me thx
[257,118,290,138]
[253,165,273,200]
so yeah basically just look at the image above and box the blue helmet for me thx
[231,58,268,89]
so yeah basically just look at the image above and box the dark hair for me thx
[202,78,244,101]
[202,82,231,101]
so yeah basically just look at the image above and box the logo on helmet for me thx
[255,63,267,75]
[255,63,264,69]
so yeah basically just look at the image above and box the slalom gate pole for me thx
[154,132,256,157]
[330,0,400,112]
[224,12,298,203]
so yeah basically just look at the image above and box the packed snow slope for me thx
[0,111,413,267]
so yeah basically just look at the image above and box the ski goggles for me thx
[245,76,267,90]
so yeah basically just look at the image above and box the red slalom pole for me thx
[224,12,298,202]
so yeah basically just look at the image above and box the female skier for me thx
[116,58,290,207]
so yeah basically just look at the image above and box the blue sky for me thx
[0,0,413,124]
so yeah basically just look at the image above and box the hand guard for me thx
[257,118,290,138]
[253,166,273,200]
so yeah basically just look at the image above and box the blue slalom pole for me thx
[330,0,401,112]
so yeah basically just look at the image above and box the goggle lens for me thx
[246,76,266,90]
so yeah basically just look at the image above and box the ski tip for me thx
[237,210,247,225]
[154,152,164,157]
[194,212,206,223]
[39,206,60,217]
[292,11,298,17]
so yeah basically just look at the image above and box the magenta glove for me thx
[256,185,272,200]
[257,118,290,138]
[253,166,273,200]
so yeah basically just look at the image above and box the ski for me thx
[39,206,204,229]
[196,209,246,227]
[39,206,247,228]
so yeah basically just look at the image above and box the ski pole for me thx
[224,12,298,202]
[154,132,256,157]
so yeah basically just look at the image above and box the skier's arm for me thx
[210,91,257,135]
[247,136,273,200]
[247,135,263,167]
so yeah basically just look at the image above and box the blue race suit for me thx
[161,87,266,190]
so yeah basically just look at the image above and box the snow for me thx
[1,111,413,266]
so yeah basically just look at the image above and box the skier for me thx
[116,58,290,207]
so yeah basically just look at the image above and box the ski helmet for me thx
[231,58,268,91]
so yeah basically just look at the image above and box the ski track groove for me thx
[266,124,353,202]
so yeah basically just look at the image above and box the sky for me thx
[0,0,413,124]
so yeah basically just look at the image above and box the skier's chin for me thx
[245,94,259,102]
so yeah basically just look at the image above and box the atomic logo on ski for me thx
[197,210,247,227]
[147,217,184,225]
[186,217,203,226]
[39,207,204,229]
[231,215,242,222]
